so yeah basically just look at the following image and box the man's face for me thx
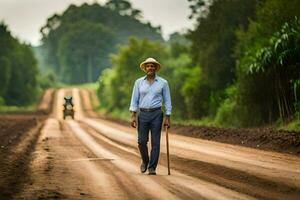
[145,63,157,75]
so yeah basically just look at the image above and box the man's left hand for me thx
[164,116,171,129]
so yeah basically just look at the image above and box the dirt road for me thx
[6,88,300,199]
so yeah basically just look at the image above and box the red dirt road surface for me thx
[0,88,300,200]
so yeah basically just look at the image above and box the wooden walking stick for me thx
[165,125,171,175]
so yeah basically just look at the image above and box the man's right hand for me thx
[131,119,136,128]
[130,112,137,128]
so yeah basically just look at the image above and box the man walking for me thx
[129,57,172,175]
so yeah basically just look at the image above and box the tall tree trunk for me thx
[87,56,92,83]
[275,72,284,121]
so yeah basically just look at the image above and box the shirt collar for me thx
[143,74,159,81]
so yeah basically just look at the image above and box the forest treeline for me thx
[39,0,163,84]
[98,0,300,127]
[0,23,41,106]
[0,0,299,127]
[0,0,163,106]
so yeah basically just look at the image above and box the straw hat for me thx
[140,57,161,72]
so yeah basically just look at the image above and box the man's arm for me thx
[162,81,172,128]
[129,80,139,128]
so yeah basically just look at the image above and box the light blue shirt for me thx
[129,75,172,115]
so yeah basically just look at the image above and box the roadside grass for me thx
[90,102,300,131]
[67,82,99,90]
[0,88,45,113]
[0,104,37,113]
[94,106,131,122]
[279,120,300,131]
[94,105,219,127]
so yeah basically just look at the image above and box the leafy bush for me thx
[214,85,241,127]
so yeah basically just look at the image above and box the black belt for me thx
[139,107,161,112]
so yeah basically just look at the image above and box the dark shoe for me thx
[140,163,148,173]
[148,168,156,175]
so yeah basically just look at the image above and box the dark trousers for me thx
[137,110,163,170]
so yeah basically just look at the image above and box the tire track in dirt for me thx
[77,88,300,200]
[69,119,255,200]
[81,117,300,185]
[71,88,257,200]
[80,120,300,200]
[56,89,148,199]
[79,122,207,200]
[0,122,44,199]
[17,117,126,199]
[17,89,149,199]
[67,120,182,200]
[81,116,300,200]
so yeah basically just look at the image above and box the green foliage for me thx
[71,82,99,90]
[5,43,40,105]
[105,0,142,19]
[98,37,167,113]
[236,15,300,125]
[247,18,300,74]
[184,0,300,127]
[187,0,257,117]
[0,22,40,106]
[162,53,193,118]
[181,66,207,118]
[0,97,4,106]
[214,85,240,127]
[38,71,57,89]
[58,21,115,83]
[97,36,205,120]
[283,120,300,131]
[0,56,11,97]
[41,2,163,84]
[187,0,211,20]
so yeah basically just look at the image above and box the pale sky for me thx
[0,0,194,46]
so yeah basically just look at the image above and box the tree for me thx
[187,0,257,116]
[58,21,115,83]
[233,0,300,126]
[40,3,163,83]
[105,0,132,14]
[0,23,13,98]
[98,37,167,112]
[237,18,300,124]
[0,22,40,106]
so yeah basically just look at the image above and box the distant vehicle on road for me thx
[63,96,74,119]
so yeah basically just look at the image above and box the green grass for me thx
[0,104,37,113]
[94,106,220,126]
[67,82,99,90]
[0,88,45,113]
[278,120,300,131]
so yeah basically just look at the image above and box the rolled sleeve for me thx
[129,80,139,112]
[163,81,172,115]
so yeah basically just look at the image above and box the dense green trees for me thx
[40,1,163,84]
[234,18,300,126]
[187,0,257,117]
[98,38,167,114]
[58,21,115,83]
[97,0,300,127]
[0,23,40,106]
[98,34,198,120]
[213,0,300,126]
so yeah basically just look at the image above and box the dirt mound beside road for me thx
[170,124,300,155]
[81,89,300,155]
